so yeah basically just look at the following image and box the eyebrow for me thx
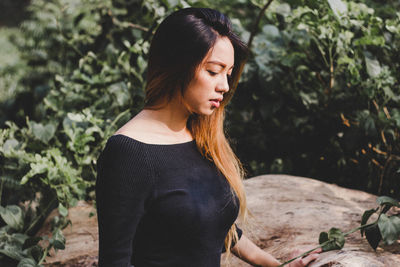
[206,60,234,70]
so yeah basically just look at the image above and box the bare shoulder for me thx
[114,111,193,144]
[114,116,155,143]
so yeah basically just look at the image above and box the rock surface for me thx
[222,175,400,267]
[40,175,400,266]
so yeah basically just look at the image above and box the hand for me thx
[286,248,322,267]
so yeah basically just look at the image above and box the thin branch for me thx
[378,155,393,195]
[372,100,380,113]
[112,17,149,32]
[127,22,149,32]
[383,106,391,119]
[232,0,275,91]
[144,20,158,42]
[278,222,376,266]
[329,55,334,92]
[0,179,3,207]
[107,9,149,32]
[327,41,335,95]
[24,197,57,235]
[247,0,275,49]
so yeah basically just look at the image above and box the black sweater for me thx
[95,134,242,267]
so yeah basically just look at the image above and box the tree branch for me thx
[232,0,275,92]
[247,0,275,49]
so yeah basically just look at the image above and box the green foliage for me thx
[279,196,400,267]
[0,199,69,266]
[227,0,400,197]
[319,228,345,251]
[281,196,400,266]
[327,196,400,251]
[0,205,24,232]
[0,0,400,265]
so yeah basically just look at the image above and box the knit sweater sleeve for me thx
[222,224,243,253]
[95,136,154,267]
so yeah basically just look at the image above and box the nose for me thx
[217,75,230,94]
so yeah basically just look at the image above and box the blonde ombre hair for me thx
[144,7,248,255]
[189,109,247,255]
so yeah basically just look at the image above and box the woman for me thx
[95,7,320,267]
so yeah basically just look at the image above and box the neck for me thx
[139,97,192,138]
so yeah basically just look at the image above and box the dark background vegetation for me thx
[0,0,399,266]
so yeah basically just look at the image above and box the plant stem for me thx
[343,222,375,236]
[24,197,57,235]
[231,0,275,96]
[38,247,48,265]
[277,222,377,266]
[247,0,275,50]
[0,178,3,207]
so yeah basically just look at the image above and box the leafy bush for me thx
[227,0,400,197]
[0,0,399,265]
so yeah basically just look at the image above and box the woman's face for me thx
[182,36,234,116]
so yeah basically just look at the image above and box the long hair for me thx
[144,7,248,255]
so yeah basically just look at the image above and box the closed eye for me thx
[207,70,218,76]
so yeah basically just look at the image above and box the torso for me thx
[96,134,239,267]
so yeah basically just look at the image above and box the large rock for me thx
[40,175,400,266]
[222,175,400,267]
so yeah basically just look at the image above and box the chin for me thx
[193,108,215,116]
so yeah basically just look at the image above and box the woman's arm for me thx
[231,234,281,267]
[231,234,320,267]
[96,137,155,266]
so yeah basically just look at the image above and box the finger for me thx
[301,253,319,266]
[308,248,322,254]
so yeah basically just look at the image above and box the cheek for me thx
[196,73,214,93]
[188,75,210,97]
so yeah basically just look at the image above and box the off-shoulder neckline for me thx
[111,134,195,146]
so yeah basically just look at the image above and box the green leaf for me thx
[382,86,396,100]
[3,139,19,152]
[109,82,130,106]
[58,203,68,217]
[377,196,400,208]
[365,224,382,250]
[319,228,345,251]
[364,51,381,78]
[355,36,385,47]
[299,91,318,108]
[26,245,44,263]
[378,214,400,245]
[163,0,180,8]
[52,239,65,250]
[361,208,378,236]
[262,25,280,40]
[12,233,29,245]
[382,204,392,214]
[17,258,40,267]
[0,205,24,231]
[273,3,291,17]
[23,237,42,250]
[0,247,25,261]
[329,228,345,249]
[50,229,66,250]
[319,231,329,244]
[31,122,56,143]
[328,0,348,18]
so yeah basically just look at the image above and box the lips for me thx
[210,98,222,108]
